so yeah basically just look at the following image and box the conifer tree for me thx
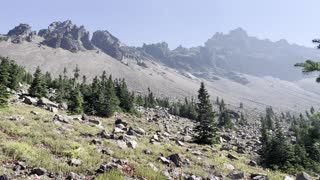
[69,85,84,114]
[0,58,11,107]
[29,66,47,98]
[194,82,218,144]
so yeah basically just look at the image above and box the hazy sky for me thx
[1,0,319,49]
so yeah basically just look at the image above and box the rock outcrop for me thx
[91,30,152,60]
[7,24,35,43]
[38,20,94,52]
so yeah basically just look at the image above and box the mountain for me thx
[0,20,319,112]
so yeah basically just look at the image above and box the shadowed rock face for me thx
[91,30,124,60]
[7,24,35,44]
[38,20,94,52]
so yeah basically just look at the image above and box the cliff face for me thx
[38,20,95,52]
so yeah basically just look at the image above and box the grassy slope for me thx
[0,103,287,179]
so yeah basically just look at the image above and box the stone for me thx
[182,135,193,142]
[228,171,245,179]
[114,127,125,134]
[68,158,82,166]
[97,162,117,173]
[50,107,58,113]
[147,163,158,172]
[248,160,257,167]
[158,156,171,165]
[8,115,24,121]
[125,139,138,149]
[91,139,103,145]
[127,127,146,136]
[30,111,40,115]
[38,97,59,108]
[167,154,182,167]
[23,96,37,105]
[66,172,81,180]
[224,163,235,170]
[97,130,112,139]
[250,173,268,180]
[7,24,35,43]
[53,114,71,123]
[227,153,239,160]
[88,119,101,126]
[30,167,47,176]
[0,175,9,180]
[283,176,294,180]
[296,172,312,180]
[176,140,184,146]
[101,148,114,156]
[59,102,68,110]
[91,30,124,60]
[39,20,95,53]
[143,149,153,155]
[114,119,128,127]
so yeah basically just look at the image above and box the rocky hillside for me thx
[0,20,320,113]
[0,91,300,180]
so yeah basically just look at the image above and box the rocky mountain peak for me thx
[229,27,248,37]
[38,20,94,53]
[7,23,35,43]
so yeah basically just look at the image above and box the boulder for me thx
[228,171,245,179]
[167,154,182,167]
[38,97,59,108]
[127,127,146,136]
[227,154,239,160]
[66,172,81,180]
[30,167,47,176]
[23,96,37,105]
[97,130,112,139]
[250,173,268,180]
[88,119,102,126]
[30,111,40,115]
[68,158,82,166]
[224,163,235,170]
[8,115,24,121]
[53,114,71,123]
[158,156,171,165]
[114,119,128,127]
[283,176,294,180]
[248,160,257,167]
[296,172,312,180]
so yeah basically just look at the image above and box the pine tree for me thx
[194,82,218,144]
[69,85,84,114]
[29,66,47,98]
[0,57,11,107]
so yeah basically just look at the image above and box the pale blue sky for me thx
[0,0,318,49]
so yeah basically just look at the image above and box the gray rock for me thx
[227,153,239,160]
[158,156,171,165]
[127,127,146,136]
[30,111,40,115]
[97,130,111,139]
[39,20,95,53]
[248,160,257,167]
[167,154,182,167]
[23,96,37,105]
[8,115,24,121]
[228,171,245,179]
[296,172,312,180]
[38,97,59,108]
[250,173,268,180]
[68,158,82,166]
[0,175,9,180]
[50,107,58,113]
[7,24,35,43]
[30,167,47,176]
[53,114,71,123]
[88,119,101,126]
[66,172,81,180]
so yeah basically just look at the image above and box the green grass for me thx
[0,103,289,179]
